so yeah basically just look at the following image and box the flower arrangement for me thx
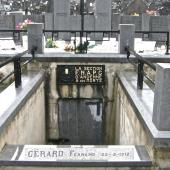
[16,19,33,30]
[64,42,74,52]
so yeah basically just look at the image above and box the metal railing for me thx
[0,29,168,54]
[44,30,170,54]
[125,47,156,90]
[0,29,27,43]
[43,30,120,53]
[0,46,37,88]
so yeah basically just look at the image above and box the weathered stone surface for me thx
[47,63,134,141]
[44,13,53,39]
[112,14,121,31]
[153,63,170,131]
[142,14,150,32]
[58,99,102,145]
[0,72,46,151]
[118,24,135,54]
[27,23,44,53]
[121,16,141,31]
[116,71,170,169]
[0,15,15,37]
[94,0,112,40]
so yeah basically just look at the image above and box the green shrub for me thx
[76,41,89,53]
[45,38,58,48]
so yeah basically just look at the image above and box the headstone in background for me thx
[94,0,112,41]
[0,15,15,38]
[53,0,71,40]
[44,13,53,39]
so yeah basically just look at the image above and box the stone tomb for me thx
[0,145,151,167]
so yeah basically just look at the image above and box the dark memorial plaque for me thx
[57,65,105,85]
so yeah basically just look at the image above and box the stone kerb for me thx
[27,23,44,54]
[153,63,170,131]
[118,24,135,54]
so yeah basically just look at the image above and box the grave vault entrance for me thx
[58,99,103,145]
[56,65,105,145]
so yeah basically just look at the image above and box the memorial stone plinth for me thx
[0,145,152,167]
[118,24,135,54]
[18,145,140,162]
[153,63,170,131]
[27,23,44,54]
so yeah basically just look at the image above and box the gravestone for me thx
[150,16,168,42]
[53,0,71,40]
[0,15,15,38]
[10,12,23,29]
[94,0,112,41]
[0,144,152,168]
[167,15,170,43]
[53,0,112,41]
[44,13,53,39]
[84,15,95,40]
[10,12,24,43]
[19,145,140,161]
[142,14,150,40]
[142,14,150,32]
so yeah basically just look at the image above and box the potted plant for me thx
[45,38,58,48]
[76,41,89,53]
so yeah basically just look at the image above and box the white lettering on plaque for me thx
[17,145,140,162]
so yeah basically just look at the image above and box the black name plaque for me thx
[57,65,105,85]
